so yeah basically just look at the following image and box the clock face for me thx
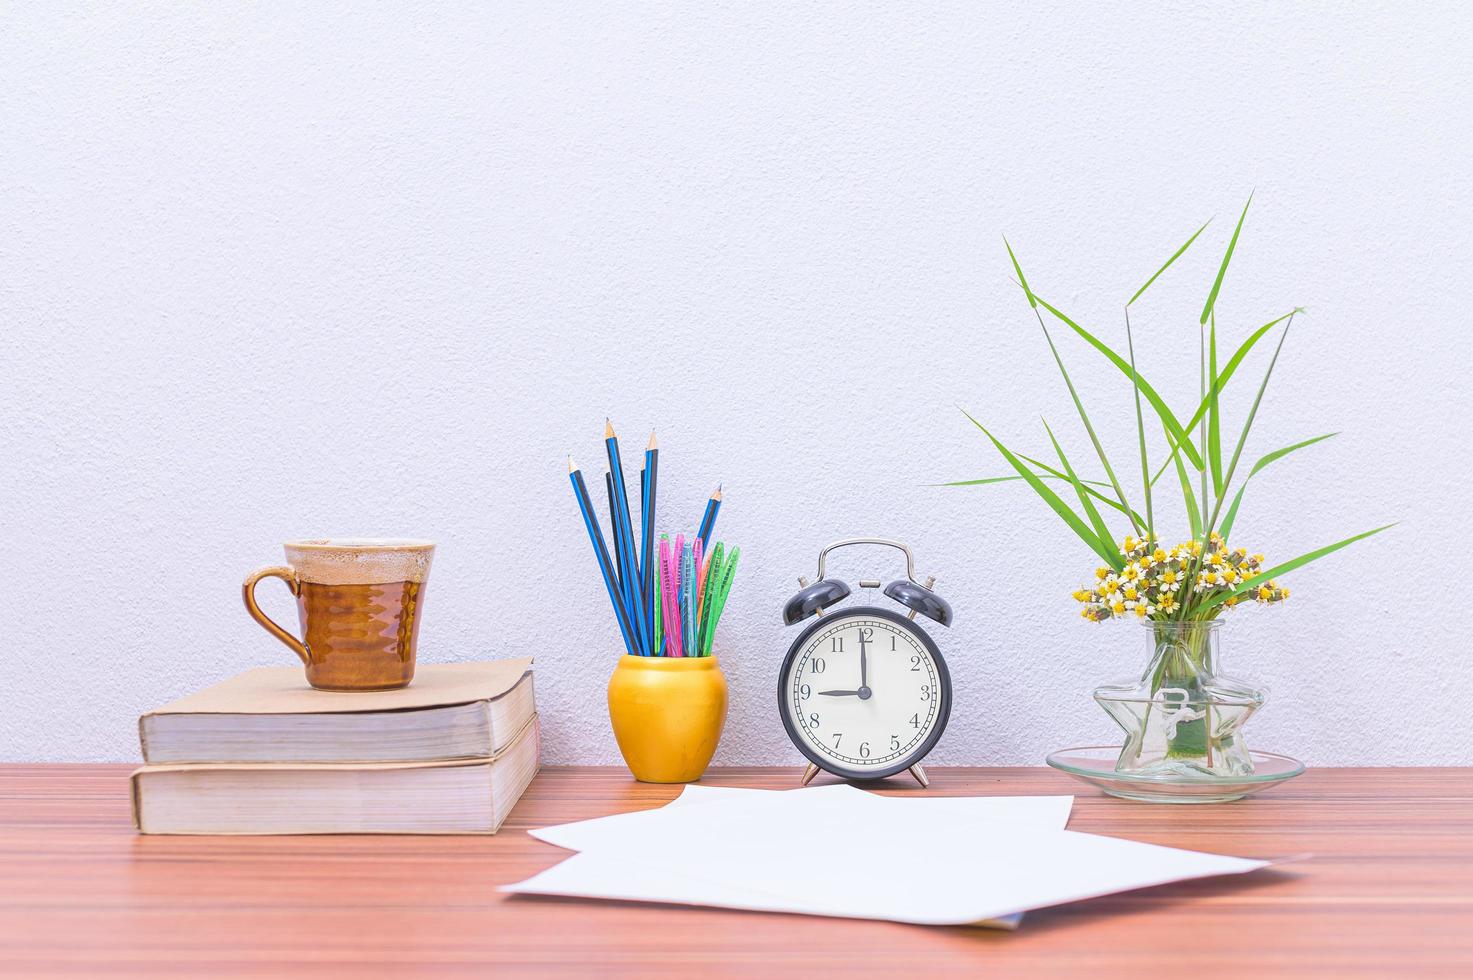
[780,607,950,780]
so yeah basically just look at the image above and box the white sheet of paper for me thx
[527,784,777,851]
[508,826,1268,926]
[522,784,1073,929]
[530,783,1074,852]
[508,787,1267,926]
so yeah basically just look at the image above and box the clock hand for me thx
[817,689,860,697]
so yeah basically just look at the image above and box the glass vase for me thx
[1093,620,1265,778]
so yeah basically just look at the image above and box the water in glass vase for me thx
[1094,620,1265,778]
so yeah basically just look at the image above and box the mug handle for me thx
[242,565,311,666]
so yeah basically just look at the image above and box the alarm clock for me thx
[778,538,953,788]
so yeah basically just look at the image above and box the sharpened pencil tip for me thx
[648,431,657,450]
[712,485,723,500]
[568,455,578,473]
[604,418,615,438]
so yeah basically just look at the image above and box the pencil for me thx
[605,420,648,655]
[568,457,637,655]
[641,431,658,656]
[605,470,627,598]
[696,484,722,550]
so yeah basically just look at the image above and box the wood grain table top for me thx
[1,765,1469,977]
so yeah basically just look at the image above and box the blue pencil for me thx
[568,457,637,655]
[641,432,658,655]
[605,420,649,655]
[605,470,627,595]
[696,485,722,550]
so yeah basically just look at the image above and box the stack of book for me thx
[132,658,538,835]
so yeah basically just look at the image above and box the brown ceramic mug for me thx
[242,538,435,691]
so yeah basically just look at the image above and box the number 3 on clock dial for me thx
[787,615,941,770]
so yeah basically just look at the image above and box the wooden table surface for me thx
[1,765,1470,977]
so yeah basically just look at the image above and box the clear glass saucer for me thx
[1046,745,1305,803]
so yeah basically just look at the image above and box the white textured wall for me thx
[4,3,1470,766]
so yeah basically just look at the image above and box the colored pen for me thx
[705,545,740,656]
[698,542,724,656]
[660,534,683,658]
[681,539,696,657]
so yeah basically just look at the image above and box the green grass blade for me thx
[1204,314,1294,537]
[1124,308,1154,541]
[938,474,1115,490]
[1004,237,1037,309]
[1208,314,1223,497]
[1195,524,1395,613]
[1200,192,1253,325]
[1149,445,1179,488]
[939,476,1044,487]
[1165,422,1202,539]
[1181,310,1296,435]
[943,467,1145,527]
[1002,245,1139,533]
[1018,453,1148,526]
[1033,294,1203,471]
[1150,311,1294,489]
[1128,218,1212,306]
[1015,304,1141,535]
[1198,322,1209,534]
[1043,418,1120,565]
[1155,306,1288,492]
[962,410,1121,567]
[1218,433,1338,541]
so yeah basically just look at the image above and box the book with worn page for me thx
[132,714,540,835]
[139,658,534,764]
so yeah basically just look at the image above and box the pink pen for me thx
[660,536,683,658]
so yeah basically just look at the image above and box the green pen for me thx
[704,546,740,656]
[699,542,725,656]
[653,535,667,655]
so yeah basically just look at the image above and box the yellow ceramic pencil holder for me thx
[607,655,728,783]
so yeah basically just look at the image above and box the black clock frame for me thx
[778,605,952,782]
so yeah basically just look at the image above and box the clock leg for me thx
[908,763,929,788]
[800,763,821,787]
